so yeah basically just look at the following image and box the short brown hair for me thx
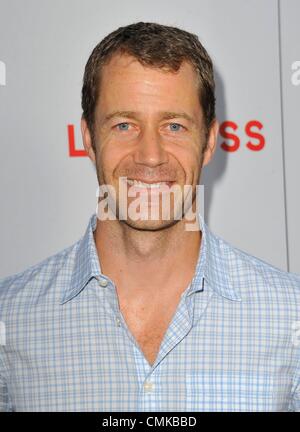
[81,21,216,147]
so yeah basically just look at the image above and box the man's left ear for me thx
[81,117,96,163]
[202,119,219,167]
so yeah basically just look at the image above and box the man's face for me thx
[82,53,217,231]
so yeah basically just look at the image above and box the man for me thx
[0,22,300,412]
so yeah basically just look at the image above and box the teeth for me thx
[126,179,169,188]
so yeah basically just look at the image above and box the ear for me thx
[81,116,96,163]
[202,119,219,167]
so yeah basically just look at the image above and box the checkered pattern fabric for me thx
[0,211,300,411]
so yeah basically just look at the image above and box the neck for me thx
[93,215,202,299]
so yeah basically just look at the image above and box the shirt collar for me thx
[61,213,102,304]
[61,210,242,304]
[185,212,242,301]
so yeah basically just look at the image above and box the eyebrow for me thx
[102,110,196,125]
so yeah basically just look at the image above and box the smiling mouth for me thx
[125,179,176,188]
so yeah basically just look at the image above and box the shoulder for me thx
[215,233,300,301]
[0,240,80,304]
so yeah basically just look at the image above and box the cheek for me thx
[171,144,202,172]
[97,140,130,177]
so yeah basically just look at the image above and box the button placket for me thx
[143,380,155,392]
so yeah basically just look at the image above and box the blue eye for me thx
[169,123,183,132]
[116,122,130,131]
[115,122,184,132]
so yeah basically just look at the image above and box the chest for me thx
[4,293,296,411]
[119,299,181,365]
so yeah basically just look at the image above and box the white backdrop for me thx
[0,0,299,278]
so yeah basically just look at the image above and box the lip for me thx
[126,179,176,186]
[123,178,176,194]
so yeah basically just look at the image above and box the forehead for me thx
[100,52,199,87]
[97,53,201,115]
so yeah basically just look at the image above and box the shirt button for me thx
[143,381,154,392]
[116,317,121,327]
[98,278,108,287]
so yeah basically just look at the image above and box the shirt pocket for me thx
[186,370,275,412]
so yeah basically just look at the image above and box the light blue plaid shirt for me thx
[0,211,300,412]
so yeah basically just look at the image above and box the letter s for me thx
[245,120,265,151]
[220,121,240,152]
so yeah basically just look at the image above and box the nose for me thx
[133,126,169,168]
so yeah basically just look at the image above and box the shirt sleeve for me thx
[0,373,11,412]
[290,383,300,412]
[292,399,300,411]
[290,350,300,412]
